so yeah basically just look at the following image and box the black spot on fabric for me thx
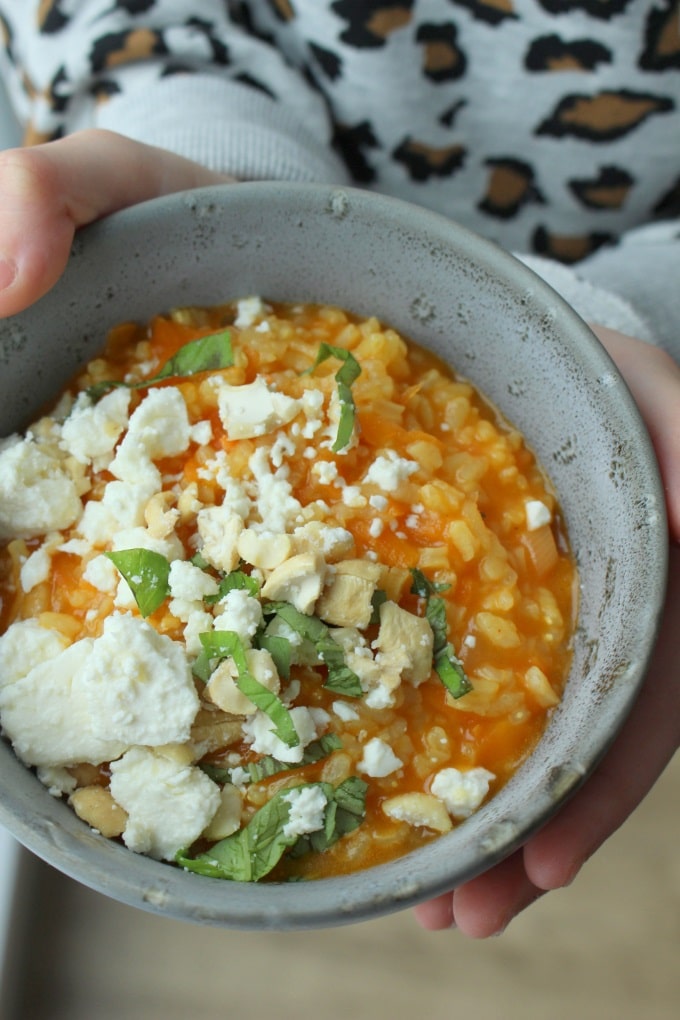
[332,1,415,49]
[333,121,380,182]
[185,18,230,65]
[653,174,680,217]
[160,62,198,77]
[309,41,343,82]
[569,165,634,209]
[101,0,157,14]
[439,99,466,128]
[233,73,277,99]
[38,1,69,34]
[534,0,634,19]
[639,0,680,71]
[89,30,167,75]
[47,66,71,115]
[447,0,518,27]
[392,137,466,181]
[525,34,612,71]
[90,78,123,100]
[416,22,466,82]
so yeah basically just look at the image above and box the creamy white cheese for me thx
[0,437,83,539]
[430,767,496,820]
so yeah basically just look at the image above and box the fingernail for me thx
[0,257,17,291]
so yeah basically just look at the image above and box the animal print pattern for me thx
[0,0,677,262]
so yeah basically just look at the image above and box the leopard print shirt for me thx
[0,0,678,272]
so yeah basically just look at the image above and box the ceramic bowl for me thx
[0,182,667,930]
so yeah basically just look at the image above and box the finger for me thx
[590,325,680,543]
[524,545,680,890]
[0,129,233,317]
[451,850,544,938]
[413,892,454,931]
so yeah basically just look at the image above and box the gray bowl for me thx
[0,182,667,929]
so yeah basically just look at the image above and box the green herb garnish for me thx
[105,548,170,617]
[264,601,363,697]
[194,630,299,748]
[409,568,472,699]
[176,776,366,882]
[204,569,260,605]
[246,734,343,783]
[306,343,361,452]
[87,329,233,401]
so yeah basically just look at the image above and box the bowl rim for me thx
[0,181,669,929]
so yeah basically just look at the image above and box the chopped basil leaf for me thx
[246,733,343,783]
[305,343,361,452]
[198,763,232,784]
[196,631,299,747]
[104,548,170,617]
[289,776,368,858]
[177,776,366,882]
[408,567,472,700]
[255,632,292,680]
[370,588,388,625]
[264,602,363,697]
[87,329,233,401]
[190,551,212,570]
[204,569,260,605]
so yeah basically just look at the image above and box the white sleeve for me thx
[0,0,349,185]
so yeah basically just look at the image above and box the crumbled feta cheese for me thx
[37,765,78,798]
[109,746,221,861]
[369,494,388,511]
[212,587,263,644]
[77,478,158,548]
[364,451,419,492]
[215,376,300,440]
[525,500,552,531]
[0,638,127,766]
[110,387,190,484]
[59,388,131,470]
[0,618,70,689]
[282,785,328,839]
[358,737,403,778]
[190,420,213,446]
[234,296,266,328]
[168,560,219,602]
[369,518,384,538]
[430,766,496,820]
[0,437,83,539]
[332,700,360,722]
[19,545,53,593]
[312,460,339,486]
[111,524,184,563]
[82,553,119,594]
[79,614,199,747]
[270,433,296,469]
[242,705,323,764]
[342,485,367,508]
[247,447,302,533]
[196,505,243,572]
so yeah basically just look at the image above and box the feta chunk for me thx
[59,388,131,470]
[79,614,199,747]
[430,766,495,820]
[358,737,403,778]
[364,450,419,492]
[525,499,552,531]
[215,376,300,440]
[109,745,221,861]
[282,785,328,839]
[196,505,243,572]
[213,587,263,645]
[110,387,190,484]
[242,705,326,764]
[0,619,70,689]
[234,295,266,328]
[0,437,83,539]
[168,560,219,602]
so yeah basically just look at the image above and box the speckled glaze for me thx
[0,183,668,930]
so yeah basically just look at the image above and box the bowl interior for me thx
[0,182,667,929]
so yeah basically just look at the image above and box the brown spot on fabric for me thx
[525,35,612,72]
[271,0,296,20]
[417,23,466,82]
[333,1,414,47]
[640,0,680,71]
[478,158,545,219]
[23,122,62,146]
[569,165,634,209]
[449,0,517,26]
[91,80,123,105]
[393,138,466,181]
[90,29,166,73]
[533,226,612,264]
[537,89,674,141]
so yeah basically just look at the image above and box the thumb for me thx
[0,129,234,318]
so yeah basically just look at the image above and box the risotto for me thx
[0,297,576,881]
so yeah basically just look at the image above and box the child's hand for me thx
[416,327,680,937]
[0,129,233,318]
